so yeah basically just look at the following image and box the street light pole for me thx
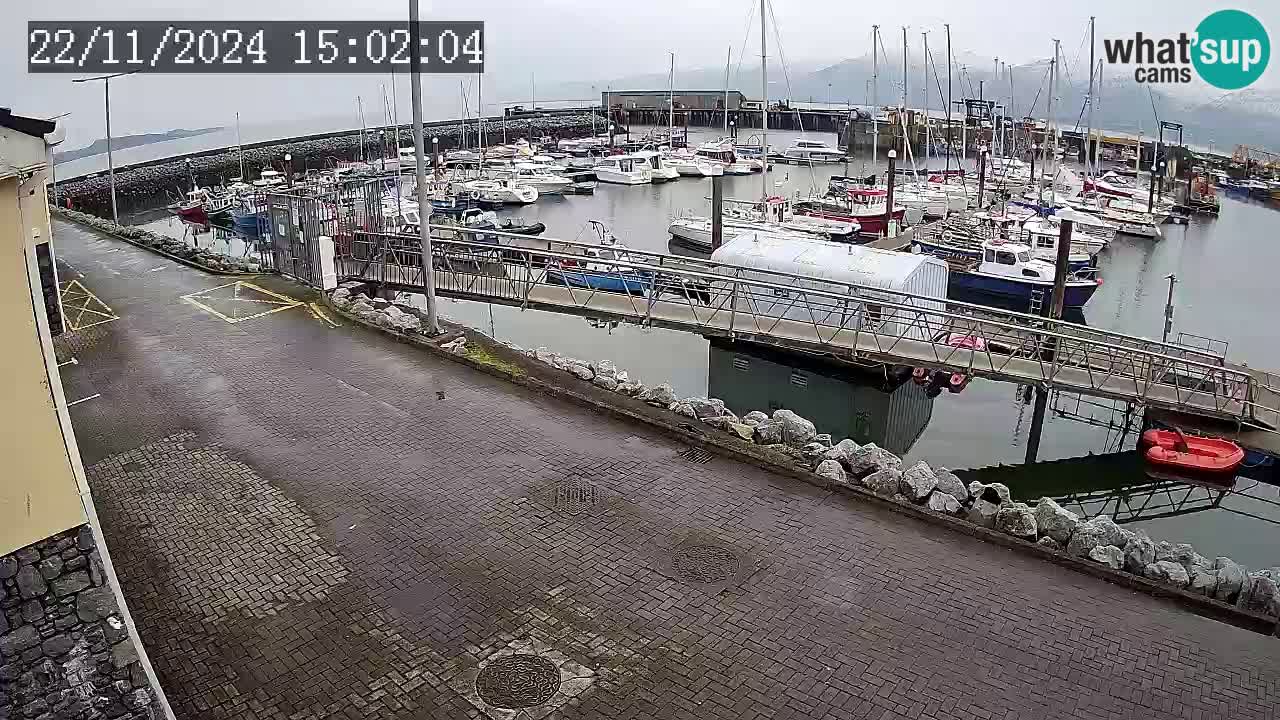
[72,71,137,224]
[1162,273,1177,343]
[408,0,439,335]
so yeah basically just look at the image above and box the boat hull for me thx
[948,271,1098,308]
[545,267,654,295]
[917,239,1094,272]
[1141,429,1244,475]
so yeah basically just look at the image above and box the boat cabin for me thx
[978,242,1055,280]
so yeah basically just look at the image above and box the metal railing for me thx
[337,225,1263,424]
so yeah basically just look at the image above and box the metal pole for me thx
[977,146,987,207]
[1050,219,1074,319]
[1162,273,1177,342]
[884,149,897,236]
[945,24,952,175]
[236,111,246,178]
[724,46,731,136]
[922,31,929,167]
[872,25,879,166]
[1085,17,1096,184]
[669,52,675,146]
[1148,161,1158,213]
[105,79,118,223]
[711,175,724,250]
[409,0,439,335]
[1025,387,1049,464]
[760,0,769,202]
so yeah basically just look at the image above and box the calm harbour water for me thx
[136,125,1280,568]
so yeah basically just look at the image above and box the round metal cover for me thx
[475,654,561,709]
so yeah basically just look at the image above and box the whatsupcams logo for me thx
[1104,9,1270,89]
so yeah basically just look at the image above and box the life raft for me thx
[1141,429,1244,475]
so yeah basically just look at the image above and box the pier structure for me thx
[250,181,1280,430]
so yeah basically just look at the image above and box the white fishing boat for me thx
[782,139,845,163]
[462,178,539,204]
[252,169,286,189]
[593,154,654,185]
[633,150,681,182]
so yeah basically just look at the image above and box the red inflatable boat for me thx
[1141,429,1244,475]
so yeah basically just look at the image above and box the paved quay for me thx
[52,219,1280,719]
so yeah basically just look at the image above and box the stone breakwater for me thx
[56,113,602,217]
[1,526,162,720]
[328,283,1280,630]
[54,207,262,274]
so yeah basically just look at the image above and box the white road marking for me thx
[67,393,101,407]
[58,357,79,367]
[150,266,167,272]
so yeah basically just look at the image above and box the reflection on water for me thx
[137,215,262,259]
[707,340,933,457]
[958,451,1280,569]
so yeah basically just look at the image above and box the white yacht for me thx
[593,154,653,185]
[252,169,286,189]
[462,178,539,204]
[668,197,858,250]
[782,139,845,163]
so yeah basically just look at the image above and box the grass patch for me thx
[462,342,526,378]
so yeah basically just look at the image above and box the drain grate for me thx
[546,478,601,514]
[677,447,714,465]
[672,544,741,583]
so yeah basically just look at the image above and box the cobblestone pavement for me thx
[53,220,1280,720]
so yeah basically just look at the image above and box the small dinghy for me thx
[1141,429,1244,476]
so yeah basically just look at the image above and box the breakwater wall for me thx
[55,112,603,218]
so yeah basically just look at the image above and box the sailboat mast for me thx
[1085,17,1096,191]
[760,0,769,201]
[922,31,929,168]
[235,111,245,179]
[478,73,485,162]
[1041,40,1057,197]
[872,25,879,165]
[1049,39,1060,181]
[724,46,731,135]
[901,26,908,111]
[356,98,367,163]
[669,52,675,145]
[945,24,952,175]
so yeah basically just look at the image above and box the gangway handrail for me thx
[406,222,1228,366]
[348,230,1253,394]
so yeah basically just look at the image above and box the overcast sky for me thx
[7,0,1277,148]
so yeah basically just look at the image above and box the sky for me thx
[7,0,1278,148]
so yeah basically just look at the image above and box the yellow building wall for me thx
[0,171,86,555]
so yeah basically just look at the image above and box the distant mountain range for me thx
[55,127,221,163]
[548,56,1278,152]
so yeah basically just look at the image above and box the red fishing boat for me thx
[1141,429,1244,475]
[793,188,906,235]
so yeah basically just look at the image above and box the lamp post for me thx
[409,0,439,335]
[729,119,735,141]
[71,70,138,223]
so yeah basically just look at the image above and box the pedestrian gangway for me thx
[333,225,1279,428]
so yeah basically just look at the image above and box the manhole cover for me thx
[672,544,740,583]
[475,654,561,709]
[548,478,600,513]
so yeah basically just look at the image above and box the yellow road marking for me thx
[58,279,120,331]
[180,281,303,325]
[307,303,341,328]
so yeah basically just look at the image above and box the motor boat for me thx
[668,196,859,250]
[171,187,234,224]
[1017,218,1099,270]
[252,169,286,190]
[781,139,845,163]
[462,178,539,204]
[545,225,655,295]
[661,149,723,178]
[632,150,681,182]
[593,154,653,185]
[495,163,573,195]
[1142,429,1244,476]
[693,139,754,175]
[942,240,1100,309]
[793,188,908,235]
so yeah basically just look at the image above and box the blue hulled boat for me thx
[544,224,655,296]
[946,241,1100,309]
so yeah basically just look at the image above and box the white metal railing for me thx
[338,227,1263,424]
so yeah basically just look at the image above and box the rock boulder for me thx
[822,439,861,467]
[863,468,903,498]
[1123,531,1157,574]
[1143,561,1191,588]
[846,444,902,477]
[926,491,962,515]
[772,409,817,447]
[814,460,847,485]
[638,383,678,407]
[1031,498,1078,546]
[899,461,939,502]
[741,411,769,426]
[934,468,969,504]
[1212,557,1248,604]
[994,502,1038,539]
[1088,545,1125,570]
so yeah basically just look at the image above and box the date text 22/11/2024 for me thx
[28,21,484,73]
